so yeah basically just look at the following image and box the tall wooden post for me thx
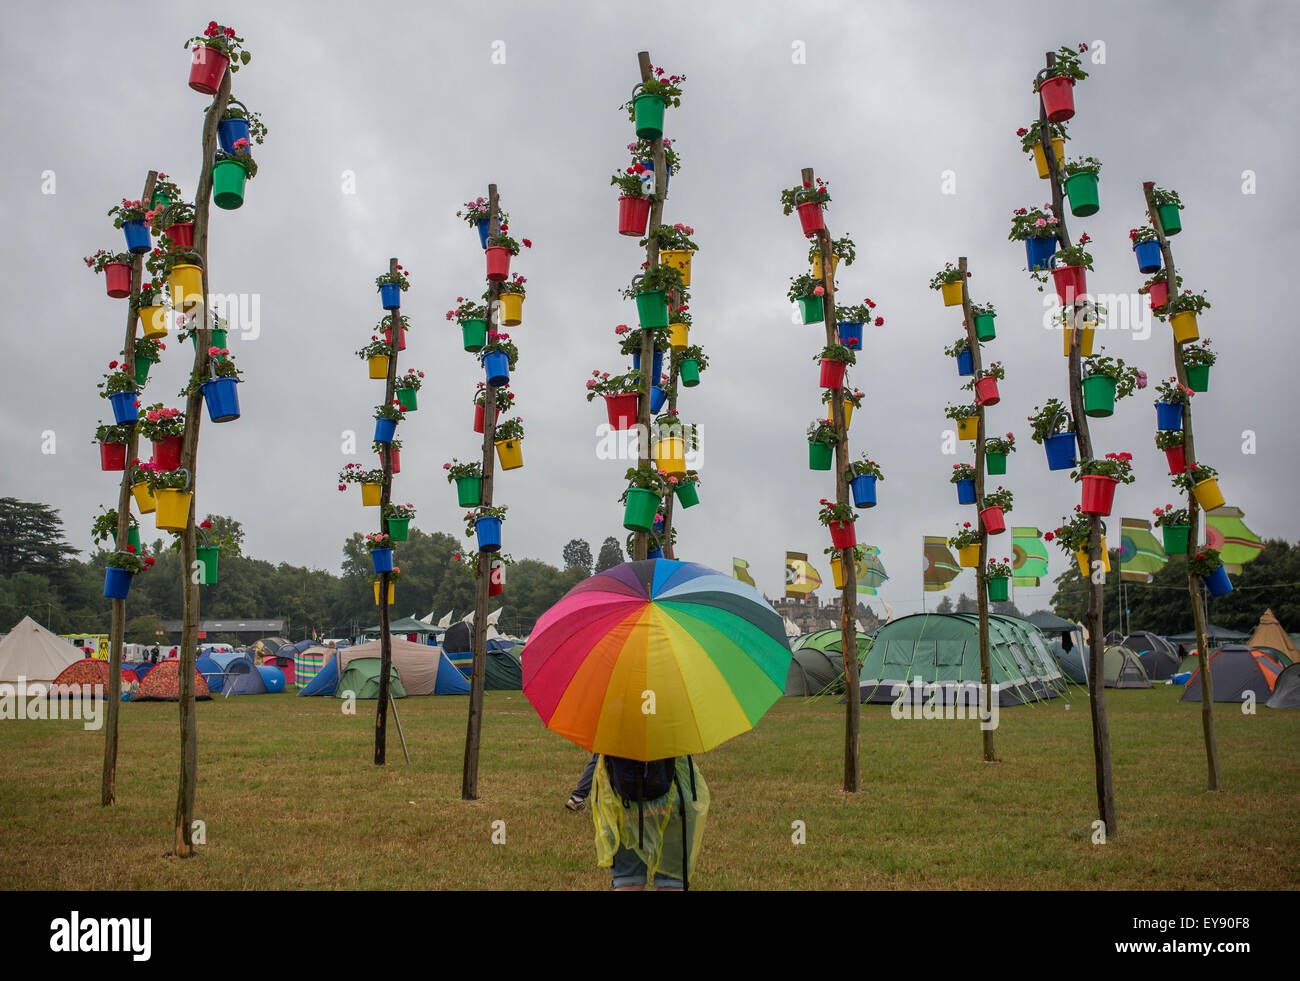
[374,256,401,765]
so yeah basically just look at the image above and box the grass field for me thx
[1,685,1297,890]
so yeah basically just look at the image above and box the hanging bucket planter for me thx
[660,249,693,286]
[623,488,660,532]
[361,482,382,507]
[164,222,195,249]
[808,440,833,471]
[811,252,839,281]
[475,217,490,249]
[384,326,408,352]
[461,318,488,353]
[99,441,127,472]
[373,416,397,444]
[483,351,511,387]
[617,195,652,237]
[633,92,666,139]
[473,403,496,434]
[668,323,689,351]
[1044,432,1077,471]
[368,354,389,379]
[1170,311,1199,344]
[679,359,701,388]
[1164,444,1190,475]
[489,559,505,597]
[850,474,877,509]
[653,436,687,477]
[825,401,854,430]
[957,416,978,441]
[1080,475,1118,516]
[217,116,250,154]
[986,452,1007,476]
[634,290,670,329]
[649,386,668,413]
[499,292,524,326]
[973,376,1000,406]
[475,516,503,552]
[151,435,183,471]
[1155,401,1183,431]
[127,525,141,552]
[1025,235,1056,271]
[1038,76,1075,121]
[987,576,1010,603]
[387,517,410,542]
[830,555,846,590]
[139,305,168,340]
[168,263,203,311]
[211,159,248,210]
[1185,364,1210,392]
[828,520,857,550]
[154,488,192,532]
[818,358,846,390]
[374,581,395,606]
[796,201,825,237]
[1061,323,1096,357]
[1147,278,1170,311]
[495,438,524,470]
[1202,564,1232,597]
[940,281,963,307]
[122,220,151,255]
[370,548,395,574]
[133,354,154,386]
[1161,524,1190,554]
[631,347,665,382]
[1050,265,1087,304]
[396,387,418,411]
[1193,477,1225,512]
[200,378,240,423]
[675,481,700,509]
[104,262,131,299]
[190,326,228,353]
[837,321,863,350]
[188,45,230,94]
[797,296,824,325]
[455,476,483,507]
[1075,543,1111,577]
[1133,240,1162,274]
[1063,172,1100,217]
[955,478,976,505]
[379,283,401,310]
[956,348,974,376]
[485,246,511,282]
[958,544,980,568]
[103,567,133,600]
[388,447,401,473]
[1031,137,1066,179]
[196,545,219,584]
[1158,204,1182,236]
[131,482,155,514]
[979,505,1006,536]
[974,313,997,342]
[108,391,138,425]
[1081,374,1118,417]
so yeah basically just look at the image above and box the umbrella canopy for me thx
[522,559,792,760]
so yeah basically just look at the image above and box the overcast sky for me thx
[4,0,1298,619]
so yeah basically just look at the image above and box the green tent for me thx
[857,613,1066,706]
[1103,645,1150,688]
[484,648,523,690]
[792,629,872,653]
[335,657,406,700]
[785,631,872,696]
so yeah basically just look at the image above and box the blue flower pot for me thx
[955,478,976,505]
[850,474,877,509]
[380,283,401,310]
[641,159,671,192]
[1133,239,1162,275]
[123,219,150,255]
[837,321,864,350]
[1044,432,1077,471]
[1155,401,1183,431]
[1202,564,1232,597]
[200,377,241,423]
[483,351,511,387]
[217,116,251,154]
[108,391,138,425]
[370,547,394,574]
[475,516,503,553]
[475,217,490,249]
[1025,235,1056,272]
[648,547,664,559]
[103,567,132,599]
[649,385,667,413]
[373,416,397,444]
[631,347,665,383]
[956,348,974,376]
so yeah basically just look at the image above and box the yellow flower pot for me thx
[825,401,854,430]
[167,263,203,312]
[810,252,839,282]
[958,544,980,568]
[131,481,156,515]
[1032,137,1066,179]
[495,438,524,471]
[830,555,846,589]
[1063,324,1096,357]
[368,354,389,379]
[1171,311,1200,345]
[941,281,964,307]
[660,249,693,287]
[499,292,524,327]
[361,482,382,507]
[653,435,687,477]
[957,416,978,440]
[154,489,193,532]
[668,323,690,351]
[139,305,168,340]
[1193,477,1225,512]
[1075,536,1111,576]
[374,581,395,606]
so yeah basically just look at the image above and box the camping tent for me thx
[50,659,139,699]
[1266,663,1300,709]
[1122,631,1181,680]
[226,660,268,695]
[484,648,523,690]
[196,655,227,693]
[298,642,468,696]
[784,645,847,696]
[1181,646,1285,703]
[792,629,871,654]
[258,651,296,684]
[1028,611,1087,683]
[297,655,339,696]
[133,659,212,701]
[1103,645,1151,688]
[293,645,333,687]
[252,636,288,653]
[0,616,83,684]
[1248,609,1300,665]
[363,616,440,638]
[1167,623,1248,646]
[856,613,1065,706]
[336,658,406,700]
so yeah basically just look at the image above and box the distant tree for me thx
[955,592,977,614]
[126,613,165,645]
[563,538,593,575]
[595,536,623,573]
[0,498,79,581]
[991,599,1024,617]
[934,595,954,615]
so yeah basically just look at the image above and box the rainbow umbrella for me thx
[522,559,792,760]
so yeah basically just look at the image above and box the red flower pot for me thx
[604,393,639,430]
[1147,278,1170,311]
[485,246,511,282]
[618,195,652,237]
[974,376,1000,406]
[818,358,846,389]
[99,441,127,472]
[1038,76,1076,122]
[1051,264,1087,304]
[1079,474,1118,516]
[474,403,498,435]
[383,326,407,351]
[188,45,230,95]
[151,435,183,471]
[1164,445,1191,475]
[164,223,195,249]
[489,562,504,597]
[105,262,131,298]
[980,505,1006,535]
[797,201,825,238]
[389,447,401,474]
[828,519,857,550]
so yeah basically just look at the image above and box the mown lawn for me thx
[0,685,1296,890]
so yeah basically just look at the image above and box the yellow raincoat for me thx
[593,755,710,886]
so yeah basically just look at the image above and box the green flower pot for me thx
[192,327,229,352]
[809,440,833,471]
[1185,364,1210,392]
[1081,373,1118,417]
[974,313,996,341]
[1158,203,1182,236]
[1063,171,1100,217]
[633,93,666,140]
[635,290,669,329]
[461,318,489,353]
[212,159,248,211]
[987,576,1010,602]
[196,545,219,585]
[397,387,418,411]
[675,482,700,509]
[134,354,155,387]
[623,487,660,532]
[150,191,172,210]
[387,517,410,542]
[127,526,141,553]
[797,295,824,325]
[1162,524,1190,555]
[986,452,1007,475]
[679,358,700,387]
[455,476,483,508]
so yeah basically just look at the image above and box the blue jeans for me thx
[611,845,683,889]
[572,753,598,800]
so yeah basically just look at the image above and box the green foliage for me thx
[562,539,593,575]
[595,537,623,573]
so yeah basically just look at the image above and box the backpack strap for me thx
[687,755,697,801]
[672,771,688,892]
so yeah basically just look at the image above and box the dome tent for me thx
[133,659,211,701]
[1266,663,1300,709]
[1103,645,1151,688]
[1181,646,1284,704]
[1122,631,1181,680]
[336,658,406,700]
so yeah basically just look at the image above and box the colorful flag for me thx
[1011,527,1049,587]
[922,536,960,592]
[733,557,756,587]
[1205,508,1264,574]
[856,546,889,594]
[1119,517,1168,583]
[785,552,822,598]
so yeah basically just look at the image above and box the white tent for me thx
[0,616,84,683]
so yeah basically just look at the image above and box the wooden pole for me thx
[1141,180,1219,791]
[374,256,401,765]
[102,168,158,807]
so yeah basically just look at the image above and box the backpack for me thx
[604,755,698,891]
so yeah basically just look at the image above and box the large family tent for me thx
[1103,645,1151,688]
[50,659,139,699]
[1247,609,1299,665]
[1122,631,1181,680]
[298,641,468,697]
[856,613,1065,706]
[1267,663,1300,709]
[1181,646,1285,703]
[1027,611,1086,683]
[336,658,406,700]
[293,645,333,688]
[133,659,211,701]
[0,616,83,684]
[784,645,845,696]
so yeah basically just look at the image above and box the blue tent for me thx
[434,653,472,694]
[227,661,268,695]
[257,665,286,693]
[208,651,245,672]
[126,662,153,681]
[196,655,226,693]
[298,655,339,696]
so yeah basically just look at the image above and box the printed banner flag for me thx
[733,557,756,587]
[1205,507,1264,574]
[1011,527,1049,587]
[785,552,822,598]
[856,546,889,594]
[1120,517,1168,583]
[922,536,960,592]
